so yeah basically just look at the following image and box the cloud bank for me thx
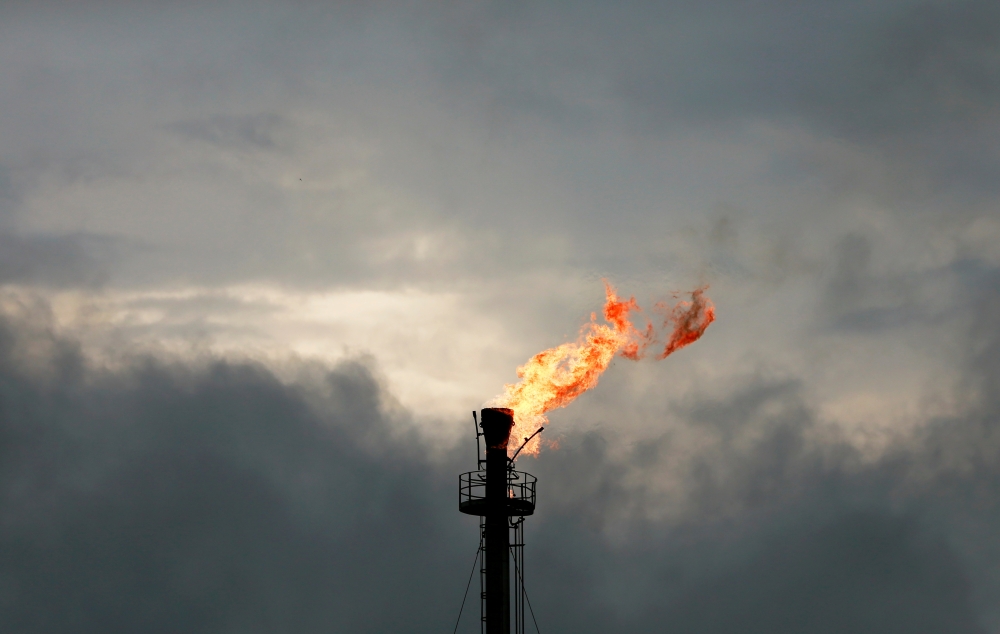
[0,284,997,632]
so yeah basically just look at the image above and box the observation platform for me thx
[459,469,537,516]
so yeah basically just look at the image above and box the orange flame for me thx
[490,282,715,456]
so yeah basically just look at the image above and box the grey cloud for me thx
[413,0,999,135]
[1,0,995,292]
[517,261,1000,629]
[820,232,920,332]
[517,376,996,631]
[425,0,1000,200]
[166,113,293,152]
[815,232,971,333]
[0,233,113,287]
[0,161,113,287]
[0,289,999,632]
[0,163,17,219]
[0,306,474,633]
[660,512,980,634]
[0,158,114,287]
[917,263,1000,474]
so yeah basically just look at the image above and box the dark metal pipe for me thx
[480,407,513,634]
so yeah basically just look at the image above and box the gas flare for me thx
[490,282,715,456]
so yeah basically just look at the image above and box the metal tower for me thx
[459,408,537,634]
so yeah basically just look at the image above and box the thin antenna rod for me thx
[472,411,482,467]
[509,427,544,464]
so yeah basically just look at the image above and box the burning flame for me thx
[490,282,715,456]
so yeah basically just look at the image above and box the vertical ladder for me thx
[479,515,487,634]
[510,517,525,634]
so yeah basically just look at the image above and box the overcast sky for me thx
[1,1,999,632]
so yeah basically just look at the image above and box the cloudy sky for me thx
[1,1,999,632]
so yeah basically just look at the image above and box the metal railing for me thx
[459,469,537,516]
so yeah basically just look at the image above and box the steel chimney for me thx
[459,408,537,634]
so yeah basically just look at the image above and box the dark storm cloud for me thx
[0,305,477,633]
[2,291,999,633]
[520,372,998,632]
[967,263,1000,382]
[659,512,979,634]
[516,254,1000,630]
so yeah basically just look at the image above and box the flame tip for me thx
[492,283,714,456]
